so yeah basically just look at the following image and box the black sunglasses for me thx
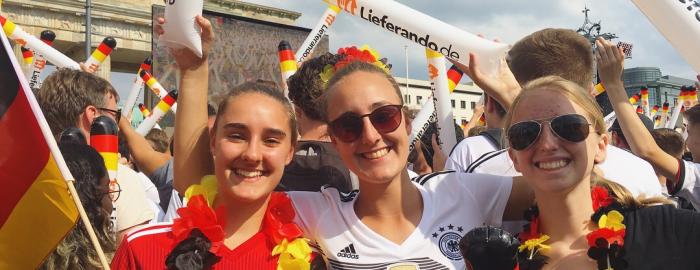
[507,114,593,151]
[97,107,121,123]
[329,104,403,143]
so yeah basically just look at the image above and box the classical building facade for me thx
[1,0,301,79]
[396,77,484,126]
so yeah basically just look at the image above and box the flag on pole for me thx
[0,26,79,269]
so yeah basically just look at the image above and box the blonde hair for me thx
[504,76,606,136]
[507,76,672,208]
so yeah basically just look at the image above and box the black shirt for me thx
[277,141,353,194]
[622,204,700,269]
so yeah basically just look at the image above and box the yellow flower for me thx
[184,175,218,206]
[518,235,551,253]
[319,64,334,84]
[277,252,311,270]
[272,238,313,270]
[598,210,625,231]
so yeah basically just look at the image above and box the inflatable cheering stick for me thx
[90,115,119,228]
[138,103,152,117]
[20,46,33,64]
[90,116,119,183]
[59,127,87,145]
[136,89,178,135]
[278,40,298,94]
[459,226,520,270]
[85,37,117,73]
[28,30,57,90]
[447,64,464,92]
[296,4,341,64]
[0,15,79,69]
[123,56,153,120]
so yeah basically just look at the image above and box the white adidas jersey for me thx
[289,171,512,269]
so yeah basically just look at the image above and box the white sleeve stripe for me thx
[127,227,172,242]
[466,149,507,173]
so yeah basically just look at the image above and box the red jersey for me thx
[111,223,279,269]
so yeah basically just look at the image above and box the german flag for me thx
[0,26,78,268]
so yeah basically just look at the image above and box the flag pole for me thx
[1,29,111,269]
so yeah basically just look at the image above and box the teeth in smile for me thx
[235,169,263,177]
[363,148,389,159]
[538,160,567,170]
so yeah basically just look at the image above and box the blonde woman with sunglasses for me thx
[498,74,700,270]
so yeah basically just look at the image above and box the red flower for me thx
[335,46,378,71]
[172,195,226,253]
[586,228,625,247]
[264,192,304,243]
[591,186,613,211]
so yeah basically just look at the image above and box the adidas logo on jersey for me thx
[336,243,359,259]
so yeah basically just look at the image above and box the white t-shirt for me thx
[672,160,700,209]
[115,164,156,232]
[466,145,663,198]
[289,171,512,269]
[445,134,499,172]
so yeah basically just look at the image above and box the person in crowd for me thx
[160,16,534,269]
[118,117,172,214]
[650,128,686,189]
[279,52,355,193]
[145,129,170,154]
[496,75,700,269]
[597,37,700,210]
[40,143,116,270]
[450,28,662,199]
[467,125,488,138]
[609,114,654,151]
[36,68,154,243]
[112,16,326,269]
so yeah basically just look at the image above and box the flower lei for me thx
[173,176,314,270]
[319,45,391,85]
[517,186,628,270]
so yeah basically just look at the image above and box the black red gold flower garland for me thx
[172,176,314,270]
[517,186,628,270]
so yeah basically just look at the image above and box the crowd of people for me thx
[30,13,700,270]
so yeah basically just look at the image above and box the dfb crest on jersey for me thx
[432,224,464,260]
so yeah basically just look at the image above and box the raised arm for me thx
[156,16,216,193]
[118,117,170,175]
[596,38,679,180]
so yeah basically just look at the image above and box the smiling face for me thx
[507,88,608,194]
[326,71,409,184]
[210,92,294,203]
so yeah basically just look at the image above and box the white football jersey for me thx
[289,171,512,269]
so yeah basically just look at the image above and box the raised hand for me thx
[450,53,520,110]
[155,16,215,71]
[595,37,625,88]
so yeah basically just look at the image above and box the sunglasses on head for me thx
[507,114,593,151]
[329,104,403,143]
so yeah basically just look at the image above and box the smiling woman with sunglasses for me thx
[282,59,538,270]
[499,76,700,270]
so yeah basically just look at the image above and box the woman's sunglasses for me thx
[507,114,593,151]
[329,104,403,143]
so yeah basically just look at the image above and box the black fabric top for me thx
[277,141,352,194]
[621,204,700,269]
